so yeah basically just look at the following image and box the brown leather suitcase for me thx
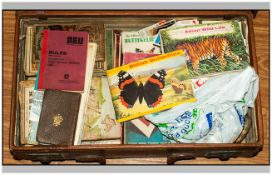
[9,10,263,165]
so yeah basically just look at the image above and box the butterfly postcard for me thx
[106,50,196,122]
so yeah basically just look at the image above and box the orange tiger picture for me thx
[176,37,242,70]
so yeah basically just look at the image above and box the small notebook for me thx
[38,30,89,91]
[37,90,81,145]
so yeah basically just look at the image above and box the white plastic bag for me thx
[145,66,259,143]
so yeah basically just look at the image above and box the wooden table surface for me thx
[3,10,269,165]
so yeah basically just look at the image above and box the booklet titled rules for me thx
[38,30,89,91]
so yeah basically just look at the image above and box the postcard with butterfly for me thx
[106,50,196,122]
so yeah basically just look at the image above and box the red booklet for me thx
[38,30,89,91]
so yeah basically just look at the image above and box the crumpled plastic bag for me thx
[145,66,259,143]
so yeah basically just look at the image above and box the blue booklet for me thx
[124,117,174,144]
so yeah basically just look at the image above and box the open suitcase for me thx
[9,10,263,164]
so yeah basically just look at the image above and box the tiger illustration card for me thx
[106,50,196,122]
[159,20,249,77]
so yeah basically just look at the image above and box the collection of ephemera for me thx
[18,16,259,146]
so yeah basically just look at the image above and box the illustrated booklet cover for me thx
[81,76,121,141]
[124,117,174,144]
[123,52,159,65]
[159,20,249,77]
[121,31,161,55]
[106,50,196,122]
